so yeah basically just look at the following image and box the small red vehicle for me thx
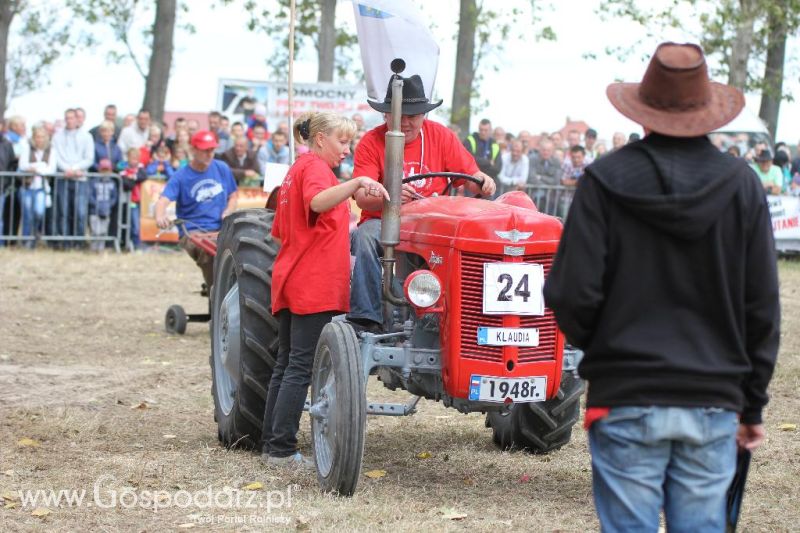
[162,221,218,335]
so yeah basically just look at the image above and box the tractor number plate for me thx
[477,327,539,346]
[482,262,545,315]
[469,375,547,403]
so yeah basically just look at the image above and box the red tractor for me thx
[209,64,583,496]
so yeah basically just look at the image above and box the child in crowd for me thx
[139,125,163,167]
[118,147,146,248]
[260,111,387,468]
[88,158,118,252]
[171,145,189,171]
[146,143,174,180]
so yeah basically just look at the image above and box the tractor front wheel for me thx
[310,321,366,496]
[487,371,584,453]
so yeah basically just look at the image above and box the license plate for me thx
[477,327,539,346]
[483,262,544,315]
[468,375,547,403]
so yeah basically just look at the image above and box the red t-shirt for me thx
[271,153,351,315]
[353,119,479,224]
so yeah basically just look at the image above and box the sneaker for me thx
[262,451,315,470]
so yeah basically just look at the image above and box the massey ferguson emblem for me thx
[429,251,443,268]
[495,229,533,243]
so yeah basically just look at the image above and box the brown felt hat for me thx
[606,42,744,137]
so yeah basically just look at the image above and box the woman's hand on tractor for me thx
[357,177,390,201]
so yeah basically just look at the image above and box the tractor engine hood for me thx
[398,195,563,254]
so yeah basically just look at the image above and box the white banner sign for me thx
[217,79,380,133]
[768,195,800,251]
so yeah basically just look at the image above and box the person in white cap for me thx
[155,130,238,287]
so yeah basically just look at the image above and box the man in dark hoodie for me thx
[543,43,780,531]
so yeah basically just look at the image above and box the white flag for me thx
[351,0,440,102]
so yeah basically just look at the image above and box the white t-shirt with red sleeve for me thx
[353,119,479,224]
[271,152,351,315]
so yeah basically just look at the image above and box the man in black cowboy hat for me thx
[347,72,496,332]
[544,43,779,531]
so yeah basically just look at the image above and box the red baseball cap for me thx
[191,130,218,150]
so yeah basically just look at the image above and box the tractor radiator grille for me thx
[459,252,559,363]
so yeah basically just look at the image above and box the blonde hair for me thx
[30,125,50,149]
[293,111,356,146]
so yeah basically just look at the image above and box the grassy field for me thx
[0,249,797,531]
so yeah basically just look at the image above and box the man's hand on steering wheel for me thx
[471,171,496,197]
[401,184,423,204]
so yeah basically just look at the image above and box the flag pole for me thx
[287,0,296,164]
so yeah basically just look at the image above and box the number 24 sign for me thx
[482,263,545,316]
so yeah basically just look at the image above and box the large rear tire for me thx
[211,209,279,449]
[310,321,366,496]
[486,371,583,453]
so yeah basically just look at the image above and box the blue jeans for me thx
[348,219,384,324]
[589,406,738,532]
[129,204,140,249]
[19,188,46,245]
[261,310,336,457]
[56,178,89,240]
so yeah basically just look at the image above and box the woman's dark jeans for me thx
[261,309,335,458]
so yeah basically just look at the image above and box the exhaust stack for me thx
[380,58,408,306]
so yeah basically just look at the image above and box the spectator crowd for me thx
[1,103,799,251]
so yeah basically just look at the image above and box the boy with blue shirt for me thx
[155,130,238,287]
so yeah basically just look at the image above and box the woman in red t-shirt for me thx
[261,111,388,468]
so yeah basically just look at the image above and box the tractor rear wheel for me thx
[211,209,279,449]
[487,371,583,453]
[310,321,366,496]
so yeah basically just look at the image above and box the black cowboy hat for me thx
[367,74,443,115]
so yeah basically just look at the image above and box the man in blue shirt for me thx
[155,130,238,287]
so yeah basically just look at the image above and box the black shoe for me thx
[200,283,209,297]
[346,318,384,334]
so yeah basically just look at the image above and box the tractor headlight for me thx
[404,270,442,309]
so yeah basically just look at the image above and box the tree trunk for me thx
[142,0,176,125]
[0,0,16,122]
[727,0,757,90]
[451,0,477,134]
[758,1,788,141]
[317,0,336,82]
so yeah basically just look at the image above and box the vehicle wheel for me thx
[486,371,584,453]
[310,321,366,496]
[211,209,279,449]
[165,305,187,335]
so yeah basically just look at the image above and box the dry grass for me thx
[0,249,798,532]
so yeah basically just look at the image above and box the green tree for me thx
[448,0,555,134]
[597,0,800,139]
[68,0,192,124]
[0,0,87,120]
[232,0,358,82]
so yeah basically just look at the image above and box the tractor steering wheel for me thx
[401,172,485,198]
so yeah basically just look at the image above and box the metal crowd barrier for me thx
[521,183,575,219]
[0,171,132,252]
[448,181,576,219]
